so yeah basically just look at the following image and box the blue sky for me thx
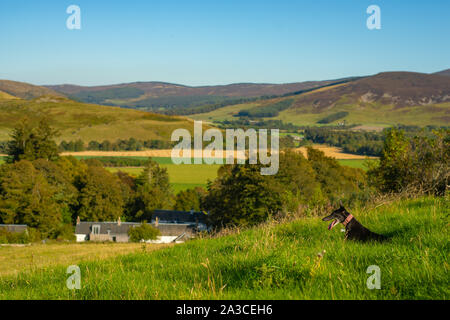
[0,0,449,86]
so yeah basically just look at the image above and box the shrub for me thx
[0,229,30,244]
[128,222,161,242]
[368,128,449,196]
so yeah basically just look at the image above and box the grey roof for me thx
[152,210,207,224]
[75,221,200,237]
[0,224,28,233]
[75,222,140,235]
[156,223,195,236]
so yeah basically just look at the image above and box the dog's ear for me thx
[339,200,343,208]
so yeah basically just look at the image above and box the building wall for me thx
[89,234,112,242]
[145,236,179,244]
[76,234,88,242]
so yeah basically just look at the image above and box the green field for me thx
[107,164,221,193]
[0,196,447,299]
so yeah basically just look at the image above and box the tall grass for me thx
[0,196,447,300]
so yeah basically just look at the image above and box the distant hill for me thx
[289,72,450,111]
[45,80,349,112]
[434,69,450,77]
[0,80,62,100]
[193,72,450,127]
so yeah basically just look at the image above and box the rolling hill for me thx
[0,80,63,100]
[193,72,450,128]
[0,89,198,143]
[45,79,352,112]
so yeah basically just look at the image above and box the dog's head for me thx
[322,206,350,230]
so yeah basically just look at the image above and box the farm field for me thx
[107,164,221,193]
[0,243,171,277]
[0,196,447,299]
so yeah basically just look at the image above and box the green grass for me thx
[0,196,448,299]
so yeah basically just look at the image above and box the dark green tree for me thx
[74,165,125,222]
[0,160,62,238]
[203,164,284,228]
[7,118,60,163]
[130,159,173,220]
[174,187,206,211]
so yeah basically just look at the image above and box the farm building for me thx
[75,210,208,243]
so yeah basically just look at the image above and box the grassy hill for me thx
[0,196,447,299]
[0,80,62,100]
[0,95,197,142]
[193,72,450,128]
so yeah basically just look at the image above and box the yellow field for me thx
[0,242,171,277]
[60,145,375,160]
[295,145,378,160]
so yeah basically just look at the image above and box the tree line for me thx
[58,138,175,152]
[236,99,294,118]
[304,125,449,157]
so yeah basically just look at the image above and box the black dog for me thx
[322,206,387,242]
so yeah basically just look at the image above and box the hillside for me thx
[193,72,450,127]
[0,80,62,100]
[45,79,347,112]
[0,196,447,299]
[434,69,450,77]
[0,95,197,142]
[0,91,19,100]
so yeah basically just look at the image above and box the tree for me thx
[7,118,60,163]
[174,187,206,211]
[75,165,125,222]
[0,160,62,238]
[203,164,284,228]
[306,147,366,202]
[128,222,161,242]
[368,128,449,195]
[32,159,78,224]
[130,159,173,220]
[276,150,323,209]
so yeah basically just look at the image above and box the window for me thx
[92,225,101,235]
